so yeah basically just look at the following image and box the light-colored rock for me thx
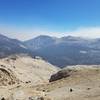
[0,55,59,85]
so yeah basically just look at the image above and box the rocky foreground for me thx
[0,56,100,100]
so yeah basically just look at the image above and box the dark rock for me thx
[87,88,91,90]
[70,88,73,92]
[1,97,5,100]
[49,69,72,82]
[25,81,31,84]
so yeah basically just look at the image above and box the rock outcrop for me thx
[0,55,59,85]
[49,69,72,82]
[0,64,18,86]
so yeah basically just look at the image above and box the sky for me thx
[0,0,100,40]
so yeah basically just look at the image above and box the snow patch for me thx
[80,50,87,54]
[19,44,27,49]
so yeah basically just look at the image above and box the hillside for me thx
[0,64,100,100]
[32,65,100,100]
[0,55,59,85]
[24,35,100,67]
[0,34,33,58]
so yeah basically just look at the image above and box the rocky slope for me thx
[32,65,100,100]
[0,64,100,100]
[0,55,59,85]
[0,55,59,100]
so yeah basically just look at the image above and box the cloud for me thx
[0,24,65,41]
[67,26,100,38]
[0,25,100,41]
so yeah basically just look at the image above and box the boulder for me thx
[49,69,72,82]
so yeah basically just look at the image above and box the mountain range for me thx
[24,35,100,67]
[1,33,100,67]
[0,34,33,58]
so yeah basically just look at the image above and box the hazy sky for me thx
[0,0,100,40]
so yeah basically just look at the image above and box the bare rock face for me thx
[0,67,18,86]
[0,55,59,99]
[0,55,59,85]
[49,69,72,82]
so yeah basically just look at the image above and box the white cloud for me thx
[0,24,65,41]
[0,25,100,41]
[67,26,100,38]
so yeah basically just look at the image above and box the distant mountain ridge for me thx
[0,33,33,58]
[1,33,100,67]
[24,35,100,67]
[24,35,56,50]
